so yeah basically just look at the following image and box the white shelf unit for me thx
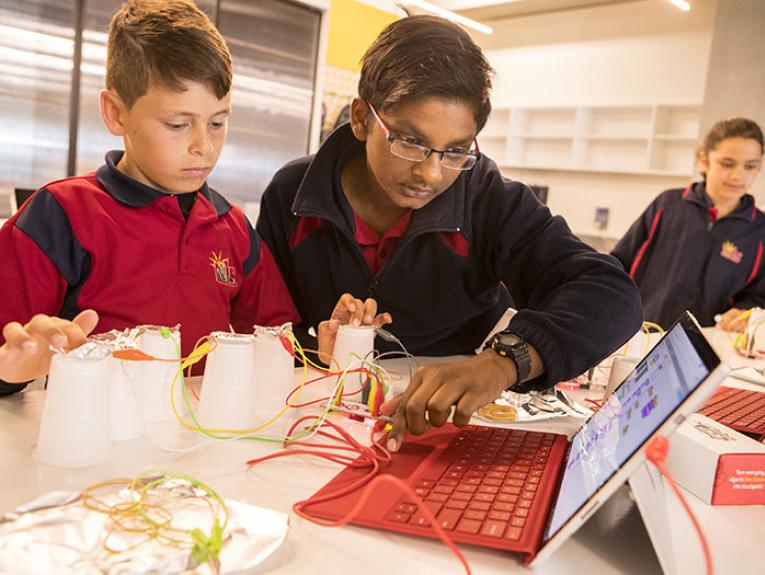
[483,104,701,177]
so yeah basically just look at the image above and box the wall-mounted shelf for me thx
[480,104,701,177]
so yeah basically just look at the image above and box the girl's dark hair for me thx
[701,117,764,156]
[358,15,494,131]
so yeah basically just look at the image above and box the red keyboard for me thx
[384,426,559,543]
[698,386,765,441]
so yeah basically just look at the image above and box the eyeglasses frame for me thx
[366,101,480,171]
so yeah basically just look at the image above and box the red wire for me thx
[585,398,603,411]
[295,474,472,575]
[285,368,378,408]
[645,435,714,575]
[246,416,472,575]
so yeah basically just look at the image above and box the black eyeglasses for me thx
[367,102,480,171]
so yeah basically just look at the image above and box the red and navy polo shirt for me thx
[0,151,299,367]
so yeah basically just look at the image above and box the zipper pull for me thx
[369,275,379,296]
[707,205,718,231]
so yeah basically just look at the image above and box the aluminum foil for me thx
[56,325,184,360]
[56,341,112,361]
[90,325,182,351]
[0,486,289,574]
[474,388,592,424]
[254,322,293,338]
[209,332,256,345]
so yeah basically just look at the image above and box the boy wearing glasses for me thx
[257,15,642,450]
[0,0,383,394]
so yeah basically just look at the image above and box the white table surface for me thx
[0,350,761,574]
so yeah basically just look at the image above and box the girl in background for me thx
[612,117,764,331]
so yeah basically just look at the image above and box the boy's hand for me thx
[316,293,392,364]
[0,310,99,383]
[380,351,514,452]
[716,308,748,332]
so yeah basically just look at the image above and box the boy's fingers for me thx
[338,293,358,315]
[350,298,365,326]
[362,298,378,325]
[387,373,424,453]
[403,370,447,436]
[51,319,90,350]
[373,312,393,328]
[387,367,435,451]
[330,293,355,322]
[2,322,37,353]
[316,319,340,363]
[426,383,465,427]
[380,395,402,416]
[332,294,367,326]
[27,315,67,348]
[73,309,99,336]
[388,412,406,453]
[452,390,485,427]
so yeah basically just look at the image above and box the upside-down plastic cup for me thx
[252,325,295,429]
[37,352,112,468]
[197,332,258,430]
[605,355,641,397]
[331,325,375,402]
[131,326,184,422]
[106,354,145,441]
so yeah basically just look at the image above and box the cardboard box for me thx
[665,413,765,506]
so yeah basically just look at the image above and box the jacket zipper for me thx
[294,208,461,297]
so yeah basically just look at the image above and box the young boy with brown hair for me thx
[257,15,643,450]
[0,0,384,393]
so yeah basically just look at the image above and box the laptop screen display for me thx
[544,319,712,540]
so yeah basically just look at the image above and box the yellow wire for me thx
[81,471,228,560]
[167,331,362,437]
[642,321,665,333]
[622,321,664,357]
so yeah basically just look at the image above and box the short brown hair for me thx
[358,15,494,131]
[106,0,232,108]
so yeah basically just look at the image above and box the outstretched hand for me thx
[316,293,392,364]
[0,310,99,383]
[380,350,517,452]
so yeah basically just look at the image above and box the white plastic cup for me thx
[37,353,112,468]
[606,355,641,397]
[622,328,660,359]
[252,326,294,420]
[331,325,375,402]
[107,355,145,440]
[130,327,184,422]
[197,332,258,430]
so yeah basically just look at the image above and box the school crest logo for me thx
[210,251,237,287]
[720,241,743,264]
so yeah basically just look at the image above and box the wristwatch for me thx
[485,331,532,383]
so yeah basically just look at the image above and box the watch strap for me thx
[485,331,532,382]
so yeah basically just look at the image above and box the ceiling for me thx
[418,0,646,21]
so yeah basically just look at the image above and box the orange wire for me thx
[295,474,471,575]
[112,336,216,401]
[246,416,471,574]
[654,460,714,575]
[646,436,713,575]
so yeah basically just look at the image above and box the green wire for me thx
[167,332,338,444]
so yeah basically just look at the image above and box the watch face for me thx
[499,333,522,346]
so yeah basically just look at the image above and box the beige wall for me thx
[471,0,719,240]
[700,0,765,205]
